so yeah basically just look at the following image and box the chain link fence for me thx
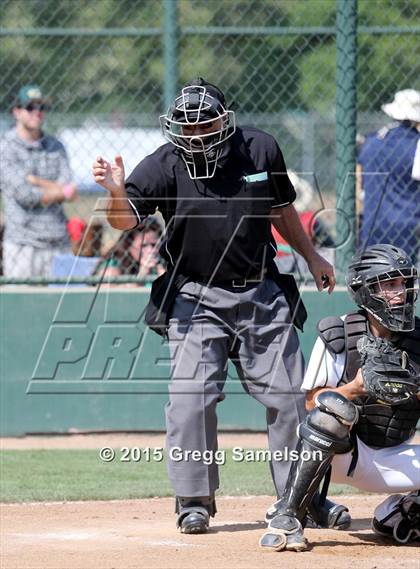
[0,0,419,284]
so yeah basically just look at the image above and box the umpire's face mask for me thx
[160,85,236,179]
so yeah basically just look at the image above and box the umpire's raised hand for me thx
[92,155,137,230]
[92,155,125,195]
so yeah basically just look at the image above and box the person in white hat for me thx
[381,89,420,123]
[381,90,420,182]
[357,89,420,267]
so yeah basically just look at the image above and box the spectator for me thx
[357,89,420,264]
[94,220,165,286]
[67,217,87,256]
[65,217,104,258]
[0,85,77,279]
[273,171,334,277]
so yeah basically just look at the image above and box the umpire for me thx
[93,78,336,534]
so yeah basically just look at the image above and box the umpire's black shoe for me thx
[179,509,210,534]
[175,496,216,534]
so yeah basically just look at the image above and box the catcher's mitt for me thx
[357,335,420,406]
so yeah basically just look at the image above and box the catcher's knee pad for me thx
[301,390,358,455]
[175,496,216,534]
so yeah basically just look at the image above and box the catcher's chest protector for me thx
[318,312,420,449]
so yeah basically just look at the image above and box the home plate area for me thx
[3,495,418,569]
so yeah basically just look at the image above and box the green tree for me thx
[0,0,418,119]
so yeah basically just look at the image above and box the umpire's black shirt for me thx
[126,126,295,283]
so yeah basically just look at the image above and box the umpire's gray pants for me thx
[165,278,306,498]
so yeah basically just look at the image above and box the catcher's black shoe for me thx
[371,516,420,543]
[260,514,309,552]
[175,496,216,534]
[266,496,351,530]
[372,494,420,544]
[306,496,351,530]
[372,516,394,538]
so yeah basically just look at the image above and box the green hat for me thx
[16,84,50,107]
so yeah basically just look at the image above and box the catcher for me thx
[260,243,420,552]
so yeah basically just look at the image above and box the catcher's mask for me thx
[159,78,236,179]
[346,244,418,332]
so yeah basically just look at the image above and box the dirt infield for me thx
[2,434,418,568]
[2,495,417,569]
[0,432,267,450]
[2,432,418,449]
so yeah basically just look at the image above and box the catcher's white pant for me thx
[330,436,419,493]
[332,436,419,538]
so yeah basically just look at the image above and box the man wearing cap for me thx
[358,89,420,266]
[92,78,341,534]
[0,85,77,278]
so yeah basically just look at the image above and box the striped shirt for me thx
[0,128,72,248]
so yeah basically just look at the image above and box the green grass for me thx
[0,449,360,503]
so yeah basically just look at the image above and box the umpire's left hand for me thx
[307,252,336,293]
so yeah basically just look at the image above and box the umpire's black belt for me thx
[145,262,307,335]
[196,269,268,289]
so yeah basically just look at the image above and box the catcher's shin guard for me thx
[260,391,357,551]
[175,495,216,534]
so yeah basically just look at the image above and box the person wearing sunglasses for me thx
[0,84,78,278]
